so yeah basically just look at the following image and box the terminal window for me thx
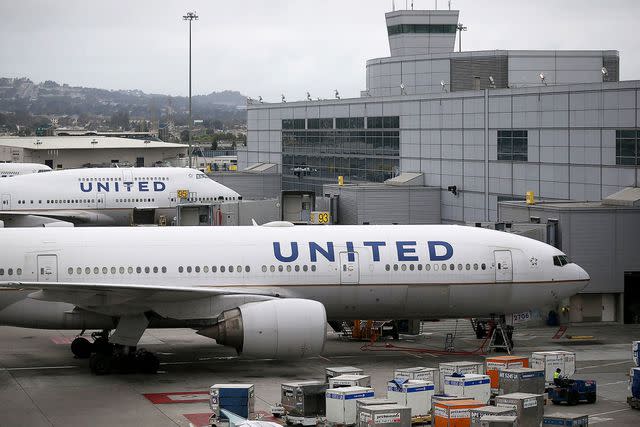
[497,130,528,161]
[616,130,639,165]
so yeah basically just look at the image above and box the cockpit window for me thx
[196,173,208,179]
[553,255,570,266]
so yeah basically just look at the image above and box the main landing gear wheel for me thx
[135,349,160,374]
[90,352,113,375]
[70,337,93,359]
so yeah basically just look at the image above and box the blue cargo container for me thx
[543,413,589,426]
[210,384,255,420]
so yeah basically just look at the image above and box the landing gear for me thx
[71,329,160,375]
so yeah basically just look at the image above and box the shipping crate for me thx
[439,362,484,392]
[498,368,545,395]
[387,379,435,417]
[326,386,375,425]
[356,398,398,412]
[495,393,544,427]
[444,374,491,404]
[543,413,589,426]
[330,374,372,388]
[531,351,576,382]
[469,406,517,426]
[478,415,518,427]
[326,366,365,382]
[431,395,470,417]
[485,356,529,390]
[433,399,485,427]
[210,384,255,420]
[394,367,439,390]
[281,380,327,417]
[357,404,411,427]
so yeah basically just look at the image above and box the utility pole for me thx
[183,11,198,168]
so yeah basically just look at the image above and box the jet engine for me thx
[197,298,327,359]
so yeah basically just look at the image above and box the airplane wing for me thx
[0,281,283,319]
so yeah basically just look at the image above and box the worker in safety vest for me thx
[553,368,563,386]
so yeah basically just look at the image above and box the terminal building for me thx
[240,8,640,323]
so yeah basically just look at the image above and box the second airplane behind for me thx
[0,167,241,227]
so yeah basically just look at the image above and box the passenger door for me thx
[339,251,360,285]
[96,193,106,209]
[1,194,10,210]
[494,250,513,282]
[37,255,58,282]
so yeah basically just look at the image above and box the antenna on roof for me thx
[392,0,395,12]
[448,0,452,10]
[411,1,414,10]
[435,0,438,10]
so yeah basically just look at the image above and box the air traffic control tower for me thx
[385,9,459,56]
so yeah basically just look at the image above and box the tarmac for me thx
[0,321,638,426]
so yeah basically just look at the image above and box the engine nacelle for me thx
[198,299,327,359]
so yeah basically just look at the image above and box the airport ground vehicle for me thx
[548,379,597,405]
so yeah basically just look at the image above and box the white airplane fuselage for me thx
[0,162,51,177]
[0,224,589,330]
[0,167,240,226]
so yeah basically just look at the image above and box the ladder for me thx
[488,322,512,354]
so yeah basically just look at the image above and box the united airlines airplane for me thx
[0,162,51,177]
[0,167,241,227]
[0,224,589,374]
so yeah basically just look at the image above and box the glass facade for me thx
[282,116,400,194]
[387,24,457,35]
[616,129,639,165]
[497,130,528,161]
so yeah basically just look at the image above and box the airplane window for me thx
[77,267,81,274]
[195,266,200,273]
[401,264,407,271]
[237,265,242,273]
[7,269,12,276]
[473,263,478,270]
[270,265,275,272]
[68,267,73,275]
[85,267,91,274]
[161,267,167,273]
[277,265,283,272]
[136,267,142,274]
[119,267,125,274]
[311,265,316,272]
[94,267,99,274]
[442,264,447,271]
[220,266,226,273]
[457,264,462,270]
[449,263,455,270]
[418,264,423,271]
[17,268,21,275]
[245,266,250,272]
[227,266,233,273]
[303,265,308,272]
[111,267,116,274]
[434,264,439,271]
[385,264,390,271]
[425,264,431,271]
[186,266,192,273]
[101,267,107,274]
[0,269,4,275]
[128,267,133,274]
[294,265,300,272]
[178,266,184,273]
[203,266,209,273]
[393,264,398,271]
[481,263,486,270]
[286,265,292,272]
[144,267,150,274]
[409,264,415,271]
[466,264,471,270]
[262,265,267,272]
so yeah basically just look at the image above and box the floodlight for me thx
[539,73,547,86]
[334,90,340,100]
[306,92,312,101]
[258,96,263,104]
[601,67,608,76]
[281,94,286,103]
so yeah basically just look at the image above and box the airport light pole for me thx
[183,11,198,168]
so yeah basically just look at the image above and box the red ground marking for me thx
[183,413,213,427]
[51,337,74,345]
[143,391,209,404]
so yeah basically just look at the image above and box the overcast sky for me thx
[1,0,638,101]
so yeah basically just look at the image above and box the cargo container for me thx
[209,384,255,420]
[495,393,544,427]
[326,386,375,425]
[387,379,435,417]
[356,398,398,412]
[531,351,576,382]
[543,413,589,426]
[357,404,412,427]
[469,405,517,426]
[443,374,491,404]
[485,356,529,391]
[330,374,372,388]
[281,380,327,417]
[326,366,365,382]
[633,341,639,367]
[439,362,484,392]
[477,415,518,427]
[433,399,485,427]
[394,367,439,389]
[431,395,470,416]
[498,368,545,395]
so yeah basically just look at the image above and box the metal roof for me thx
[0,136,186,150]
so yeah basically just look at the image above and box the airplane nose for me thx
[575,264,590,282]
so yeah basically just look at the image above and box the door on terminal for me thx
[494,250,513,282]
[624,272,640,324]
[339,251,359,285]
[37,255,58,282]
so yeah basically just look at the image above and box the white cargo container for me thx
[531,351,576,382]
[633,341,639,367]
[438,361,484,392]
[394,367,439,391]
[329,374,372,388]
[443,374,491,404]
[326,386,374,425]
[326,366,365,382]
[386,379,434,417]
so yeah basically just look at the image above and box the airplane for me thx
[0,167,241,227]
[0,162,52,177]
[0,223,589,374]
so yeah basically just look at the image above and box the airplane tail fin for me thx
[220,409,246,427]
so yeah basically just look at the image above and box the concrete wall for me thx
[323,184,441,225]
